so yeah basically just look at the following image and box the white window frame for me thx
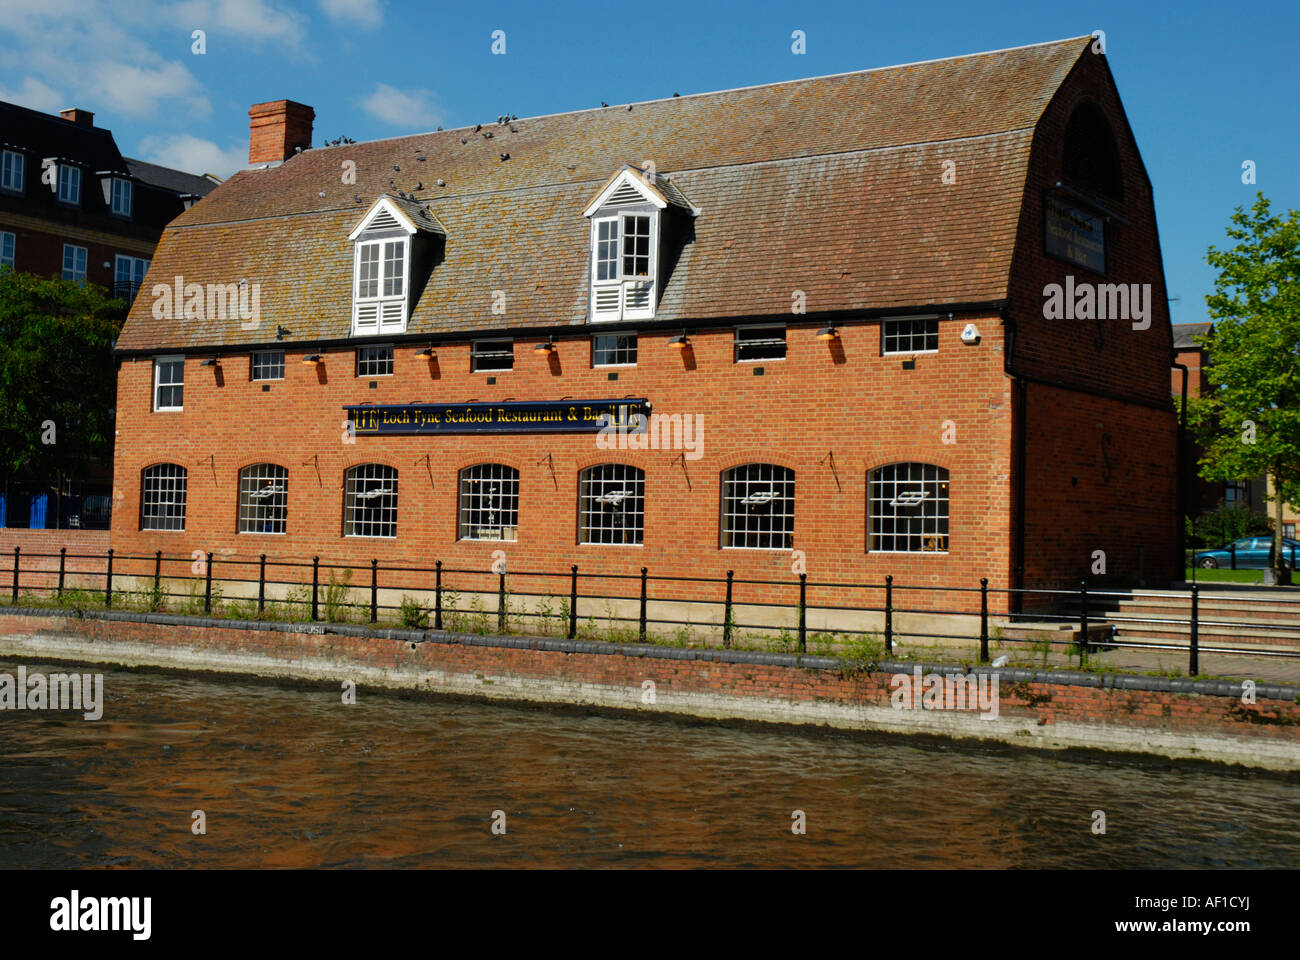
[110,177,133,217]
[458,464,520,542]
[471,339,514,372]
[238,463,289,535]
[578,464,645,546]
[734,325,787,363]
[152,355,185,412]
[867,463,950,554]
[356,344,395,377]
[592,332,638,367]
[57,164,81,205]
[590,211,658,322]
[882,315,940,356]
[251,350,286,381]
[114,254,149,300]
[0,231,13,269]
[0,150,24,193]
[140,464,188,531]
[344,463,399,539]
[62,244,87,284]
[721,463,796,550]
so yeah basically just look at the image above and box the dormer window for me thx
[583,165,697,323]
[347,194,445,335]
[57,164,81,205]
[110,177,133,217]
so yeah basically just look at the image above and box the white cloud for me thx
[138,133,248,179]
[0,75,64,113]
[163,0,309,51]
[319,0,381,29]
[360,83,440,128]
[92,61,210,119]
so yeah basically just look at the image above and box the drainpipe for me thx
[1002,308,1027,615]
[1172,361,1189,582]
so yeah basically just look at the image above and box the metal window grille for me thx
[141,463,187,531]
[458,464,519,541]
[471,340,514,371]
[356,345,394,377]
[593,334,637,366]
[153,358,184,409]
[734,327,787,362]
[344,464,398,538]
[238,463,288,534]
[882,316,939,354]
[251,350,285,380]
[721,463,795,549]
[579,464,644,545]
[868,462,950,552]
[622,215,650,277]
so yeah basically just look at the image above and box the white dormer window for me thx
[57,164,81,205]
[583,166,697,323]
[347,195,445,335]
[110,177,133,217]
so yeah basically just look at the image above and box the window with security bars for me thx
[734,326,787,362]
[579,464,644,545]
[238,463,288,534]
[458,464,519,541]
[251,350,285,380]
[868,463,949,552]
[471,340,514,371]
[356,345,394,377]
[721,463,795,549]
[344,464,398,538]
[141,463,187,530]
[593,333,637,366]
[882,316,939,354]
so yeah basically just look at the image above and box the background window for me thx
[734,327,786,362]
[1284,523,1296,539]
[153,357,184,410]
[0,231,13,269]
[1,151,23,192]
[141,464,187,531]
[471,340,514,372]
[111,178,133,216]
[251,350,285,380]
[721,463,795,549]
[344,464,398,538]
[57,165,81,204]
[114,255,149,302]
[238,463,288,534]
[579,464,644,545]
[593,333,637,366]
[882,316,939,354]
[62,244,87,283]
[459,464,519,541]
[869,463,950,552]
[356,345,394,377]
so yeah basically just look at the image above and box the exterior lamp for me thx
[535,339,556,354]
[301,353,323,365]
[668,333,690,350]
[200,357,220,367]
[816,326,839,341]
[414,346,437,360]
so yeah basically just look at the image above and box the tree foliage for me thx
[0,270,126,479]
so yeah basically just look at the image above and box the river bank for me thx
[0,608,1296,771]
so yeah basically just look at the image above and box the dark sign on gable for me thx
[1044,196,1105,274]
[345,399,651,435]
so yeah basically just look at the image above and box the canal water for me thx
[0,659,1296,869]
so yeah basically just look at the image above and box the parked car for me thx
[1193,537,1300,569]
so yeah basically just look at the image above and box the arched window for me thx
[344,464,398,538]
[579,464,644,544]
[868,463,949,553]
[459,464,519,541]
[721,463,794,549]
[238,463,288,534]
[1063,103,1123,200]
[141,463,187,531]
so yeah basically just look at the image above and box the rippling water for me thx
[0,658,1296,868]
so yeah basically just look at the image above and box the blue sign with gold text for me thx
[344,399,651,435]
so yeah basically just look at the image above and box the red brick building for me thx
[110,37,1177,606]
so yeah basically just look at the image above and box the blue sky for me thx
[1,0,1296,325]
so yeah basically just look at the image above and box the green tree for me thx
[1189,193,1300,580]
[0,269,126,487]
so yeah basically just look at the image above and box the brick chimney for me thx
[248,100,315,164]
[59,108,95,127]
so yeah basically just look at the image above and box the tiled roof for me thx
[1172,323,1212,349]
[123,158,221,197]
[117,36,1094,351]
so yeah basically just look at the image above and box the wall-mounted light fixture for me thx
[200,357,220,367]
[301,353,323,365]
[668,333,690,350]
[816,326,839,341]
[534,338,556,354]
[414,345,437,360]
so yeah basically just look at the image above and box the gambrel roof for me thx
[117,36,1099,351]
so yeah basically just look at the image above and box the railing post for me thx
[497,569,507,633]
[371,559,379,624]
[311,556,320,621]
[11,546,18,603]
[434,560,443,630]
[258,554,266,616]
[568,565,578,640]
[979,577,990,664]
[204,552,214,614]
[1189,583,1200,677]
[1229,541,1236,570]
[723,570,734,649]
[639,567,648,643]
[1078,579,1089,665]
[153,549,162,602]
[883,575,893,656]
[58,547,67,599]
[798,572,807,653]
[105,548,113,609]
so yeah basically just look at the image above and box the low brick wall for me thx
[0,609,1296,770]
